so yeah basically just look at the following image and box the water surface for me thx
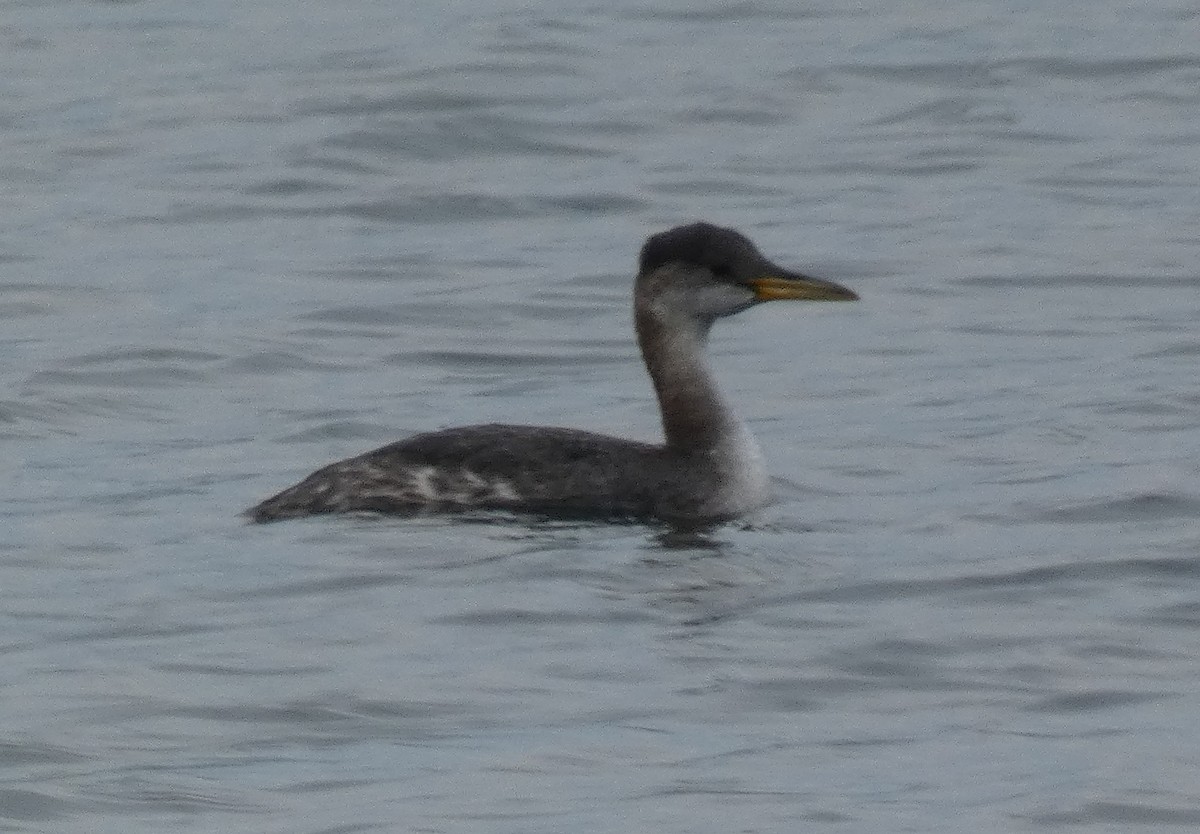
[4,1,1200,832]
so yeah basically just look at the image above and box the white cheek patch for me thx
[651,282,754,329]
[686,282,756,319]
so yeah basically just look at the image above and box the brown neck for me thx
[635,305,736,454]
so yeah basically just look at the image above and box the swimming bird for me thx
[246,222,857,523]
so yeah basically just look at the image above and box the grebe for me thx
[246,222,858,523]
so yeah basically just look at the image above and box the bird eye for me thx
[712,263,733,279]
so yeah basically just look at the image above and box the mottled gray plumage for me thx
[246,222,858,523]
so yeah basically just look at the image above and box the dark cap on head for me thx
[638,222,762,277]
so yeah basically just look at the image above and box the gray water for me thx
[4,1,1200,831]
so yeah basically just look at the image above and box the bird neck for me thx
[635,304,746,455]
